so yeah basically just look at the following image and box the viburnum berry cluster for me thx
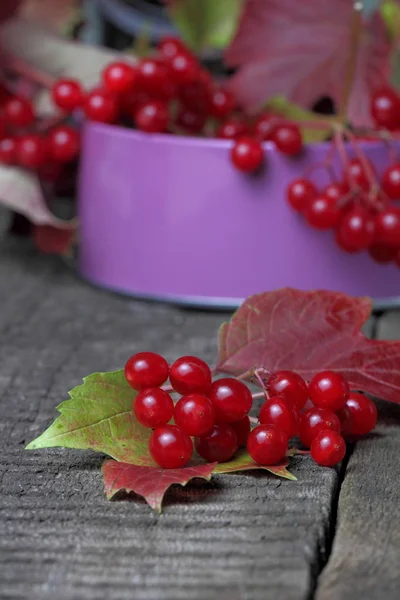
[124,351,378,470]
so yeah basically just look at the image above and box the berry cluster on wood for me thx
[124,352,378,470]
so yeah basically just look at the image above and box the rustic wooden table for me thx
[0,239,399,600]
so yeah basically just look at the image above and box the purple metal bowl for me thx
[78,122,400,309]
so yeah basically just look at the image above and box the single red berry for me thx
[247,425,288,465]
[306,195,340,230]
[308,371,349,411]
[135,100,169,133]
[175,108,206,134]
[169,356,212,395]
[48,126,80,163]
[103,61,137,94]
[324,182,347,202]
[0,136,17,164]
[335,208,376,253]
[287,178,317,212]
[272,124,302,156]
[178,71,212,113]
[125,352,169,391]
[382,163,400,199]
[51,79,85,112]
[17,135,48,169]
[134,387,174,429]
[216,118,249,140]
[253,113,275,141]
[375,208,400,248]
[209,378,253,423]
[209,88,235,119]
[174,393,215,437]
[169,52,198,85]
[259,396,299,439]
[311,430,346,467]
[346,158,371,191]
[149,424,193,468]
[337,392,378,437]
[230,416,251,446]
[299,407,341,448]
[368,244,396,264]
[230,137,264,173]
[119,89,151,116]
[136,58,172,98]
[4,96,35,128]
[157,37,188,60]
[267,371,308,411]
[84,90,119,123]
[195,423,238,462]
[371,87,400,130]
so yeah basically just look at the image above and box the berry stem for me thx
[338,1,363,122]
[252,391,266,399]
[344,129,381,199]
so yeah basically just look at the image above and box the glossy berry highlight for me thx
[247,425,288,466]
[195,423,238,462]
[259,396,299,438]
[134,387,174,429]
[230,137,264,173]
[169,356,212,395]
[311,430,346,467]
[299,407,341,448]
[149,425,193,469]
[209,377,252,423]
[174,393,215,436]
[337,392,378,437]
[267,370,308,410]
[125,352,169,391]
[308,371,349,411]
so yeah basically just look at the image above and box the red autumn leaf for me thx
[102,460,217,513]
[226,0,392,127]
[217,288,400,404]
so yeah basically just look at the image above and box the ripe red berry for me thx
[174,393,215,436]
[84,90,119,123]
[382,163,400,199]
[346,158,371,191]
[230,416,251,446]
[247,425,288,465]
[267,370,308,410]
[371,87,400,130]
[51,79,85,112]
[324,182,347,202]
[134,387,174,429]
[299,407,341,448]
[178,72,212,113]
[103,61,137,94]
[136,58,172,97]
[287,178,317,212]
[175,108,206,134]
[48,126,80,163]
[209,378,253,423]
[209,88,235,119]
[272,124,302,156]
[306,195,340,230]
[230,137,264,173]
[375,208,400,248]
[195,423,238,462]
[0,137,17,164]
[4,96,35,127]
[311,430,346,467]
[149,424,193,468]
[308,371,349,411]
[368,244,396,264]
[169,356,212,395]
[157,37,188,60]
[17,135,48,169]
[335,208,376,253]
[135,100,169,133]
[253,113,275,141]
[216,118,249,140]
[169,52,198,85]
[337,392,378,437]
[125,352,169,391]
[259,396,299,438]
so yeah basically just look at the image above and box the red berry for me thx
[169,52,198,85]
[287,178,317,212]
[299,407,341,448]
[17,135,48,169]
[48,126,80,163]
[306,195,340,230]
[84,90,119,123]
[272,124,302,156]
[375,208,400,248]
[136,58,172,98]
[311,430,346,467]
[371,87,400,130]
[4,96,35,127]
[0,136,17,164]
[134,387,174,429]
[103,61,137,94]
[175,108,206,134]
[382,163,400,199]
[230,137,264,173]
[216,118,249,140]
[125,352,169,391]
[346,158,371,191]
[267,370,308,410]
[157,37,188,60]
[335,208,376,253]
[51,79,85,112]
[195,423,238,462]
[324,182,347,202]
[308,371,349,411]
[120,89,151,116]
[169,356,211,395]
[178,71,212,113]
[209,88,235,119]
[230,416,251,447]
[149,425,193,468]
[254,113,275,141]
[337,392,377,437]
[174,393,215,437]
[368,244,396,263]
[209,378,253,423]
[259,396,299,438]
[247,425,288,465]
[135,100,169,133]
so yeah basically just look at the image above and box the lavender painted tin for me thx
[78,122,400,309]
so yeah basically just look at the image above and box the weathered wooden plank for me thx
[0,239,340,600]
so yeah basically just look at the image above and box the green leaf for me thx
[214,449,297,480]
